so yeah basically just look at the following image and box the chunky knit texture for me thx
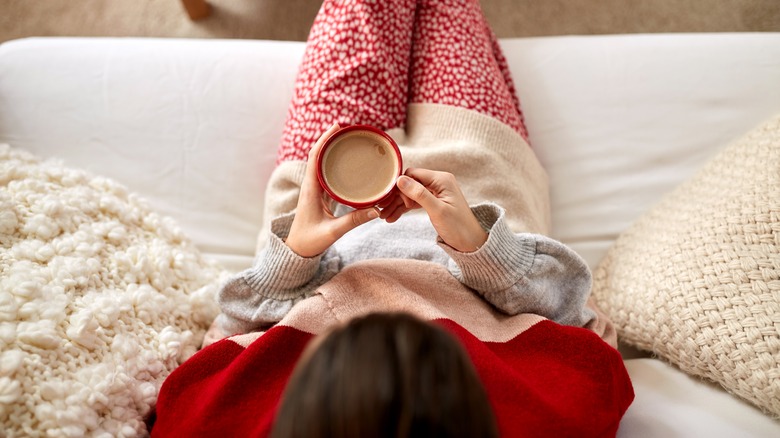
[592,115,780,418]
[0,145,226,437]
[216,203,598,339]
[155,259,633,438]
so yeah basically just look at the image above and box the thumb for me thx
[332,207,380,236]
[397,175,437,211]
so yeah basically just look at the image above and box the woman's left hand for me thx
[285,123,381,258]
[390,168,488,252]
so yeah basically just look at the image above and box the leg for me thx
[277,0,418,163]
[408,0,529,142]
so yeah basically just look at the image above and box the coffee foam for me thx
[321,130,399,204]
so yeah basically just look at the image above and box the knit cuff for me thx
[438,203,536,294]
[241,213,323,301]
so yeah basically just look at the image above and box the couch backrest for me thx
[1,35,779,272]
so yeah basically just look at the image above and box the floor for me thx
[2,0,779,44]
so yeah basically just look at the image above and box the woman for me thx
[271,312,501,438]
[152,1,634,436]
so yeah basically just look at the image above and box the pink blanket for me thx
[152,260,633,437]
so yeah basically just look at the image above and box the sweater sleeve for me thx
[438,203,596,328]
[216,213,340,335]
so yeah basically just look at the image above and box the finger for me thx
[320,191,338,214]
[376,192,398,209]
[379,194,406,220]
[380,201,406,222]
[396,175,439,212]
[331,206,380,237]
[306,123,341,178]
[398,191,419,210]
[403,167,440,186]
[301,123,341,195]
[308,123,341,161]
[385,205,410,223]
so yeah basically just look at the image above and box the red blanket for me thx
[152,260,634,437]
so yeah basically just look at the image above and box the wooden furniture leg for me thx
[181,0,212,21]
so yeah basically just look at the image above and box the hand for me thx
[393,168,488,252]
[285,123,381,257]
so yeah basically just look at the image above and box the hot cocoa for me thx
[318,127,401,207]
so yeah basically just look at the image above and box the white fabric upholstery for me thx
[0,38,301,272]
[1,34,780,436]
[623,359,780,437]
[503,34,780,268]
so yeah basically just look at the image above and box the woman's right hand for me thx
[392,168,488,253]
[285,124,381,258]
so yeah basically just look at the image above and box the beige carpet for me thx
[3,0,779,44]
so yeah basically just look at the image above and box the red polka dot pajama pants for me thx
[277,0,528,163]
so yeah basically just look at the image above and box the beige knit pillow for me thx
[592,115,780,418]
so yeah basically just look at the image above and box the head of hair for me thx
[271,312,499,438]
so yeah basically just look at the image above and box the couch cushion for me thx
[3,36,780,273]
[0,144,226,435]
[0,37,304,273]
[592,115,780,417]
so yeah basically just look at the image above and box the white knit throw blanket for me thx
[0,145,226,437]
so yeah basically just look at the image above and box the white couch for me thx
[1,34,779,436]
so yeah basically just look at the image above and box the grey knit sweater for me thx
[216,202,595,336]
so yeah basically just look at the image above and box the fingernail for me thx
[367,208,380,219]
[397,176,410,189]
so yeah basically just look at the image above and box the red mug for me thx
[316,125,403,209]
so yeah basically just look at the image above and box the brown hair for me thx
[271,312,499,438]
